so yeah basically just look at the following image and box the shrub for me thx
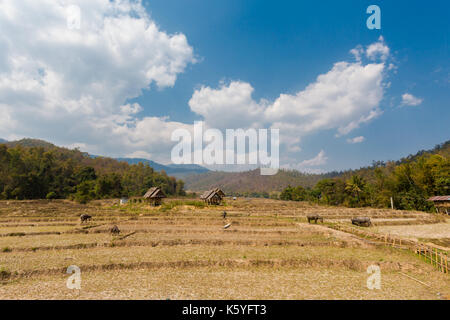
[46,192,58,200]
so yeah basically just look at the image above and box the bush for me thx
[46,192,58,200]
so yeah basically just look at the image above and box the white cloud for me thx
[0,3,393,169]
[366,36,390,61]
[189,81,265,129]
[265,62,384,138]
[0,0,195,162]
[350,45,364,62]
[298,150,328,167]
[401,93,423,106]
[347,136,365,144]
[188,37,391,168]
[190,53,387,151]
[281,150,328,172]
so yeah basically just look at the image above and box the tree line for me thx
[0,144,185,203]
[280,152,449,212]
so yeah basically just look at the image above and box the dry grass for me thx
[373,221,450,240]
[0,198,448,299]
[0,266,447,300]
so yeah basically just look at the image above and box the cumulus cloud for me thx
[366,36,390,61]
[188,58,385,154]
[298,150,328,167]
[347,136,365,144]
[187,37,392,169]
[0,0,195,161]
[281,150,328,173]
[401,93,423,106]
[189,37,390,154]
[0,3,393,169]
[265,62,384,138]
[189,81,265,129]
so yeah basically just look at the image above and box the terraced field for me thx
[0,198,448,299]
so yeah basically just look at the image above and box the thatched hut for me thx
[143,187,166,206]
[427,196,450,214]
[200,188,225,205]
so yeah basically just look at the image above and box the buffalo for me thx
[307,214,324,224]
[80,214,92,223]
[351,217,372,227]
[110,225,120,235]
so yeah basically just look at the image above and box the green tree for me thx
[345,175,366,206]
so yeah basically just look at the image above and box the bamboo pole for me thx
[399,272,432,288]
[435,249,438,270]
[445,255,448,274]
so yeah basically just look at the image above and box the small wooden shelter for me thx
[427,196,450,215]
[143,187,166,206]
[200,188,225,205]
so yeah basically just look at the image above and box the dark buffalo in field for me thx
[80,214,92,223]
[351,217,371,227]
[110,225,120,235]
[307,214,324,224]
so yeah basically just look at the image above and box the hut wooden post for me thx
[143,187,166,207]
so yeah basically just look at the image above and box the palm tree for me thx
[346,175,366,204]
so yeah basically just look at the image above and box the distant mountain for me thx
[1,138,209,179]
[184,140,450,193]
[4,138,447,190]
[184,169,341,193]
[116,158,209,179]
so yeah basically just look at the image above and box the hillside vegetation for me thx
[184,169,341,196]
[0,141,185,202]
[280,141,449,211]
[185,141,449,193]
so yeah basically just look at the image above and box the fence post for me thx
[435,249,438,270]
[446,255,448,274]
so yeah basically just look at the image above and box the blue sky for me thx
[136,0,449,170]
[0,0,448,172]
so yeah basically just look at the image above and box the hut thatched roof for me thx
[428,196,450,202]
[200,188,225,200]
[143,187,166,199]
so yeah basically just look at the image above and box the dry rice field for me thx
[0,198,448,300]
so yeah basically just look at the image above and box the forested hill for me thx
[279,140,449,211]
[184,140,450,195]
[336,140,450,182]
[184,169,341,195]
[0,140,185,202]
